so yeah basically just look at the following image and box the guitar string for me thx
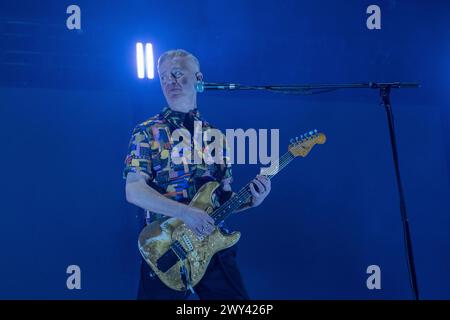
[210,151,295,221]
[171,141,311,262]
[211,152,293,221]
[173,147,297,249]
[216,152,293,211]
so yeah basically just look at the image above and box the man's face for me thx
[158,56,200,106]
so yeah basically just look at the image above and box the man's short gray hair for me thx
[157,49,200,73]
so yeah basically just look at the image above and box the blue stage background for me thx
[0,0,449,299]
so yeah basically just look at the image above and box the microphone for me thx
[195,81,238,92]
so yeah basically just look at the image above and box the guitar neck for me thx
[212,151,295,224]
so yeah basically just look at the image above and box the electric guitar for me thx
[138,130,326,291]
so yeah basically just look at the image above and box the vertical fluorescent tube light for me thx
[136,42,145,79]
[145,43,154,79]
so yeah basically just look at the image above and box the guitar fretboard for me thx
[211,151,295,224]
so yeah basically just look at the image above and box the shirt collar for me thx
[161,106,202,124]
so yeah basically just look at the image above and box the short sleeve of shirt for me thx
[123,126,153,180]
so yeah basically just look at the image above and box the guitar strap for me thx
[180,262,195,294]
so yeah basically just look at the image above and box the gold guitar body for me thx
[138,181,241,291]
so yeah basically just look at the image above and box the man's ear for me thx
[195,72,203,81]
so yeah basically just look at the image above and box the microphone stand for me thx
[202,81,420,300]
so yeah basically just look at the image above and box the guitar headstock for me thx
[288,129,326,158]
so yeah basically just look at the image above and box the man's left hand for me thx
[249,175,271,208]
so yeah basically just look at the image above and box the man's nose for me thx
[161,75,176,85]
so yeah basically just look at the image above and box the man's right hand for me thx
[179,206,215,237]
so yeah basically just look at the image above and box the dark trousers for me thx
[137,246,250,300]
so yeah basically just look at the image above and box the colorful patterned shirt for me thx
[123,106,233,225]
